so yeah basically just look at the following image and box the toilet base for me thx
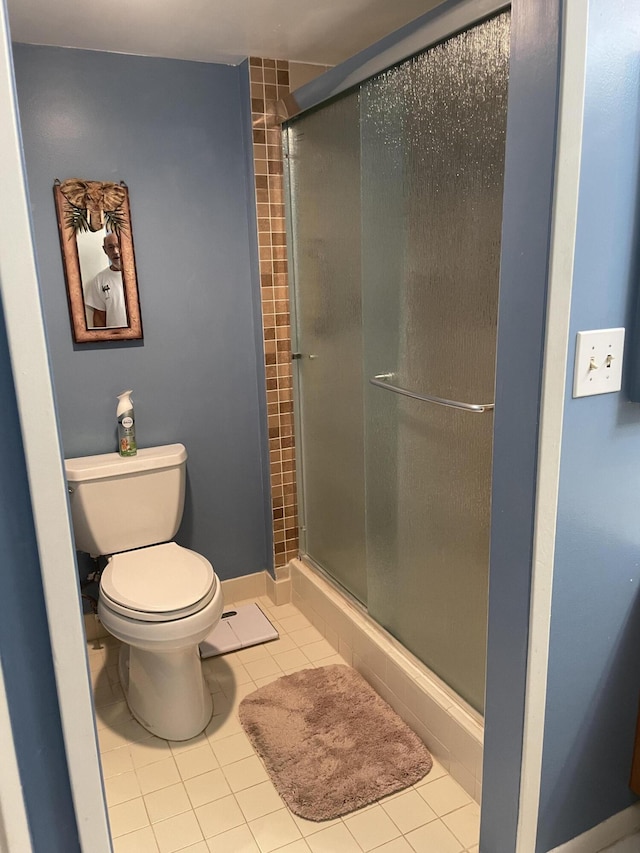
[120,643,213,741]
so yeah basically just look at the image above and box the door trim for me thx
[516,1,589,849]
[0,9,112,852]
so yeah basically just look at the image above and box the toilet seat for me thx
[100,542,216,622]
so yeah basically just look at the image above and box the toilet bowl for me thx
[65,444,224,741]
[98,542,224,740]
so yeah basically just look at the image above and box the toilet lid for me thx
[100,542,216,621]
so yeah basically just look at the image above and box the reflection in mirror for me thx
[79,230,127,329]
[53,179,143,342]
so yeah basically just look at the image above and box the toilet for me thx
[65,443,224,741]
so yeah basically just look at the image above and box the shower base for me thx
[289,557,484,803]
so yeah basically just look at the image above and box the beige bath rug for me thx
[238,664,433,821]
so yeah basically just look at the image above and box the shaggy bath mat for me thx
[238,664,433,821]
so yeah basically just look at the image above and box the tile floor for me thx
[89,596,480,853]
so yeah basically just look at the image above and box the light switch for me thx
[573,328,625,398]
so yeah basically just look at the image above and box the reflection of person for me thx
[83,232,127,328]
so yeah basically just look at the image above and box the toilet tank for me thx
[65,444,188,557]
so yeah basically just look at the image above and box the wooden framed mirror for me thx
[53,179,143,343]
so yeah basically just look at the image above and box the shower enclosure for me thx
[285,11,510,714]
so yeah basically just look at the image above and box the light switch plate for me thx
[573,327,625,398]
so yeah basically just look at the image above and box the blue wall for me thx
[12,45,272,581]
[0,297,79,851]
[537,3,640,850]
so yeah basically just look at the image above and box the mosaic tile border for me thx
[249,57,298,570]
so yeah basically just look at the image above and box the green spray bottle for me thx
[116,389,137,457]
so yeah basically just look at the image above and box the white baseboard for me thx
[548,803,640,853]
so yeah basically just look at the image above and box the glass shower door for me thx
[362,13,510,713]
[286,92,368,604]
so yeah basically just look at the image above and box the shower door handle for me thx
[369,374,494,413]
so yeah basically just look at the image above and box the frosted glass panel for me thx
[362,12,510,712]
[286,11,509,713]
[287,93,367,603]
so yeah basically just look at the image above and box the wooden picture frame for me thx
[53,179,143,343]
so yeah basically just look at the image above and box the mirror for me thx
[53,179,143,342]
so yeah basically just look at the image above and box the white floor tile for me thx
[244,657,283,680]
[300,640,335,663]
[313,654,345,668]
[105,770,142,807]
[223,756,270,792]
[206,712,243,742]
[175,744,220,780]
[343,804,401,851]
[236,780,284,821]
[288,627,323,647]
[210,732,255,767]
[101,747,135,779]
[95,700,133,731]
[168,733,208,756]
[290,813,341,838]
[195,794,246,838]
[219,662,254,685]
[421,759,447,783]
[144,782,192,824]
[271,649,309,671]
[152,811,204,853]
[372,839,415,853]
[129,738,174,768]
[99,716,152,752]
[237,645,272,663]
[417,776,472,817]
[305,823,361,853]
[96,597,475,853]
[264,636,298,655]
[94,682,125,708]
[381,789,438,834]
[113,826,160,853]
[405,819,465,853]
[254,673,284,689]
[441,802,480,849]
[184,768,232,808]
[278,615,312,634]
[270,841,312,853]
[136,757,181,795]
[204,824,260,852]
[248,808,302,853]
[109,797,150,838]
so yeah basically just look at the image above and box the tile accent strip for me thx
[249,57,298,569]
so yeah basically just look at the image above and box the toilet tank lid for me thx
[65,443,187,483]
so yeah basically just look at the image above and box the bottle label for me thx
[117,408,137,456]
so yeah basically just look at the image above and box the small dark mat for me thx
[238,663,433,821]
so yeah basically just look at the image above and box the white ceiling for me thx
[7,0,441,68]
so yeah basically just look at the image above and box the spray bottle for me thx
[116,390,137,457]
